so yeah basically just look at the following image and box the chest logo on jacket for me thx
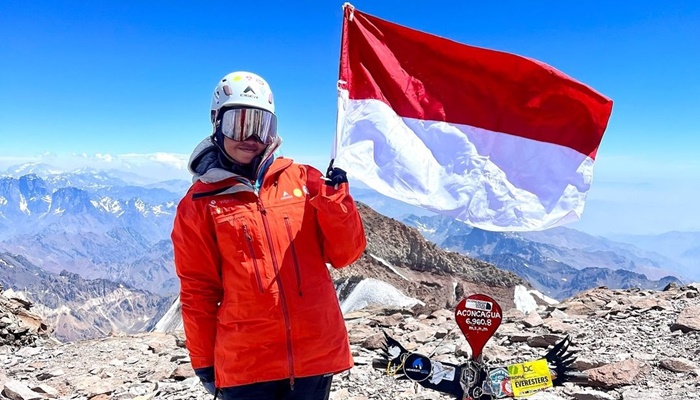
[281,188,306,200]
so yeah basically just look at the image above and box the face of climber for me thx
[222,136,267,165]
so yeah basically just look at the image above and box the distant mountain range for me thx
[0,252,173,342]
[400,215,684,299]
[609,232,700,279]
[0,165,182,294]
[1,162,697,340]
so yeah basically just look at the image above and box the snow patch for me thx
[414,223,436,234]
[369,254,410,281]
[0,196,7,206]
[97,197,122,214]
[340,278,423,314]
[134,199,146,214]
[153,295,184,333]
[55,305,72,315]
[4,288,29,301]
[152,205,172,216]
[19,194,30,215]
[514,285,558,313]
[529,289,558,305]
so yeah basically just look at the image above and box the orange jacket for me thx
[171,153,366,388]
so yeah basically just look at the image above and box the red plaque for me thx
[455,294,502,360]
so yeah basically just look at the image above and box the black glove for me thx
[325,159,348,187]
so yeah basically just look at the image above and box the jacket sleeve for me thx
[171,189,222,369]
[306,166,367,268]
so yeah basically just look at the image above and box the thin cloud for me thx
[120,152,189,170]
[0,152,190,182]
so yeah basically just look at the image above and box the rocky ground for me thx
[2,283,699,400]
[0,284,50,348]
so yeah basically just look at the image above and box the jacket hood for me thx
[188,135,282,184]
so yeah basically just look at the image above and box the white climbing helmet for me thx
[210,71,275,123]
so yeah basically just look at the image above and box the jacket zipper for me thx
[284,215,303,296]
[242,223,265,293]
[257,197,295,389]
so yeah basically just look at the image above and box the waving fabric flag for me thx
[333,5,613,231]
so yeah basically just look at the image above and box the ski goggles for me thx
[219,108,278,145]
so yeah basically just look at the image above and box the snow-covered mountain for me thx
[0,165,189,294]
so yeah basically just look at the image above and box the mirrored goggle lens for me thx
[220,108,277,145]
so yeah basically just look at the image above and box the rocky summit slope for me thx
[2,283,699,399]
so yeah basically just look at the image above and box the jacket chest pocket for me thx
[241,222,266,293]
[214,213,271,293]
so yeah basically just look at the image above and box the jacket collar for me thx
[188,139,293,199]
[190,158,293,199]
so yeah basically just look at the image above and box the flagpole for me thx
[332,3,354,162]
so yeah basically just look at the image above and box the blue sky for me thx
[1,1,699,235]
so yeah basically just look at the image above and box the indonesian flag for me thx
[333,5,613,231]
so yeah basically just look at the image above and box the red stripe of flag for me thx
[339,7,613,159]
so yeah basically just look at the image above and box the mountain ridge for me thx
[0,252,173,342]
[402,214,685,299]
